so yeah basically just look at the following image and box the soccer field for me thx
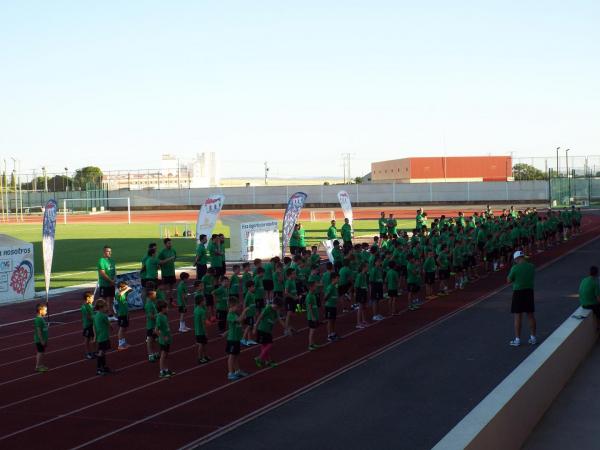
[0,219,413,291]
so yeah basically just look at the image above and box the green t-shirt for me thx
[241,272,253,295]
[244,291,256,317]
[284,278,297,297]
[579,276,600,308]
[341,224,352,242]
[145,299,158,330]
[213,286,229,311]
[378,218,387,234]
[354,272,368,289]
[208,240,223,267]
[201,274,215,294]
[93,311,110,342]
[253,274,265,299]
[368,266,384,283]
[144,255,160,280]
[407,261,421,285]
[177,281,188,306]
[194,305,207,336]
[81,303,94,329]
[158,248,177,277]
[273,271,284,293]
[257,305,278,334]
[327,226,337,240]
[34,316,48,344]
[156,313,171,345]
[324,283,338,308]
[321,271,332,288]
[332,248,343,265]
[116,290,129,316]
[230,274,240,295]
[196,243,208,265]
[386,268,399,290]
[227,311,243,342]
[508,261,535,290]
[97,257,116,287]
[423,256,436,273]
[339,267,352,285]
[306,292,319,321]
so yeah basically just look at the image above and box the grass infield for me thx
[1,219,414,291]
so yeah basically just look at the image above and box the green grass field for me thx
[1,219,413,291]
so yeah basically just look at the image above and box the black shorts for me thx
[308,320,319,329]
[371,282,384,301]
[558,223,564,232]
[511,289,535,313]
[263,280,274,292]
[438,269,449,280]
[244,316,255,327]
[205,294,214,307]
[98,286,115,299]
[161,275,176,286]
[257,330,273,344]
[98,340,111,352]
[195,334,208,344]
[178,305,187,314]
[146,329,158,339]
[225,340,241,355]
[83,326,94,339]
[387,289,398,297]
[35,343,46,353]
[398,265,408,277]
[338,283,350,296]
[285,296,297,312]
[407,283,421,293]
[160,343,171,353]
[217,309,228,322]
[325,306,337,320]
[118,315,129,328]
[356,288,368,304]
[425,272,436,285]
[142,278,159,289]
[196,264,208,280]
[255,298,266,310]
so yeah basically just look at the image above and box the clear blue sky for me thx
[1,1,598,178]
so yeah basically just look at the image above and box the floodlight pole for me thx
[127,197,131,224]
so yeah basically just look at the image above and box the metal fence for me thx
[549,175,600,207]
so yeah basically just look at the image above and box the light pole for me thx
[264,161,269,185]
[555,147,560,177]
[64,167,69,192]
[42,166,48,192]
[565,149,570,178]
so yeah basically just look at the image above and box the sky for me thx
[0,1,599,179]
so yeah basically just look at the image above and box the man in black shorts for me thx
[507,251,536,347]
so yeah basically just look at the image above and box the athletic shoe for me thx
[528,336,537,345]
[240,339,248,346]
[178,327,190,333]
[247,339,258,345]
[85,353,94,360]
[267,361,278,368]
[227,372,241,381]
[97,369,106,376]
[166,369,175,376]
[236,370,249,377]
[148,354,157,362]
[153,352,160,360]
[355,324,366,329]
[203,356,212,362]
[509,338,521,347]
[198,358,209,365]
[159,371,171,378]
[283,329,291,337]
[374,315,384,321]
[308,344,320,351]
[108,316,118,322]
[254,357,264,368]
[35,365,48,373]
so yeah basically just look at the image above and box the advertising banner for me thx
[240,220,279,261]
[281,192,308,258]
[337,190,353,226]
[42,199,58,296]
[114,271,144,310]
[0,236,35,304]
[196,194,225,241]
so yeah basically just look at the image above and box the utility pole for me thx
[341,153,352,183]
[264,161,269,185]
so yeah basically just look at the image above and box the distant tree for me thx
[323,181,330,186]
[21,176,45,191]
[513,163,547,181]
[48,175,71,191]
[353,177,363,184]
[73,166,103,190]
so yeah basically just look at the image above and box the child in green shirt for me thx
[116,281,132,350]
[81,291,96,359]
[306,281,321,350]
[145,288,159,362]
[155,300,174,378]
[176,272,191,333]
[213,276,230,335]
[226,296,249,381]
[241,282,258,346]
[201,267,217,323]
[93,299,111,375]
[354,264,369,328]
[324,272,340,341]
[253,298,286,368]
[34,302,48,372]
[194,294,210,364]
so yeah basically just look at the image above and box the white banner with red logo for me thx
[337,190,353,227]
[196,194,225,241]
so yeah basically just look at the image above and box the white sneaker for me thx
[528,336,537,345]
[108,316,118,322]
[509,338,521,347]
[247,339,258,345]
[240,339,248,346]
[355,324,365,329]
[374,315,384,321]
[178,327,190,333]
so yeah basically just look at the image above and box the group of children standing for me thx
[33,206,582,379]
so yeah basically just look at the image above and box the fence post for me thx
[392,182,396,203]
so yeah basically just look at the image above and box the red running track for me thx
[0,216,597,450]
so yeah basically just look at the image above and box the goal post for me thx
[309,210,335,222]
[62,197,131,224]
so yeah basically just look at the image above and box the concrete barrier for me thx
[433,307,598,450]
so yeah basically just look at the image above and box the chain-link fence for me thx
[549,175,600,207]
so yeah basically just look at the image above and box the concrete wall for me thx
[112,180,549,208]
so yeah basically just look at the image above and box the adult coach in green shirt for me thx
[579,266,600,319]
[341,218,353,254]
[194,234,209,281]
[97,246,116,300]
[327,219,338,240]
[507,250,536,347]
[159,238,177,304]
